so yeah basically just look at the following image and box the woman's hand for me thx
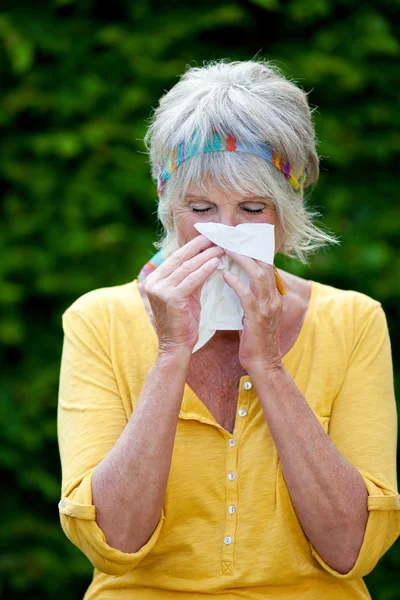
[144,235,225,355]
[221,250,283,374]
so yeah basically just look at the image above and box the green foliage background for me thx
[1,0,399,598]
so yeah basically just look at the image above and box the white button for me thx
[228,471,236,481]
[228,438,236,447]
[243,381,252,390]
[224,536,232,545]
[397,496,400,506]
[228,505,237,514]
[60,499,66,508]
[238,408,247,417]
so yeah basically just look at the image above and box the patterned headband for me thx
[156,132,306,198]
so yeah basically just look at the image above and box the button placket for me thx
[220,377,253,575]
[234,378,252,438]
[222,428,239,574]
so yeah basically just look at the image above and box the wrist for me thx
[246,359,285,381]
[156,345,192,368]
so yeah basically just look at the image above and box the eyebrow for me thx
[184,194,272,201]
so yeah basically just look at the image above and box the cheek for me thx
[261,210,277,226]
[274,226,283,254]
[259,210,280,249]
[174,210,202,245]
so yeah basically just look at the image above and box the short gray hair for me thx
[144,59,340,263]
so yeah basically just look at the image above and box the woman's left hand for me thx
[221,250,283,374]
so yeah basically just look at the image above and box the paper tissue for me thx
[193,222,275,352]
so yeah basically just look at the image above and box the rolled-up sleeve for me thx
[57,301,165,576]
[59,469,165,576]
[309,303,400,579]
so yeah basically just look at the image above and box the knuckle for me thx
[185,272,198,285]
[144,278,154,294]
[255,267,267,280]
[181,259,194,273]
[243,288,253,301]
[146,279,168,301]
[145,272,160,288]
[175,249,185,262]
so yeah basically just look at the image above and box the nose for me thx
[218,217,237,227]
[215,208,239,228]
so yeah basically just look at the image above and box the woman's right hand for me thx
[144,235,224,354]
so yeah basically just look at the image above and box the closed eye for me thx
[191,207,264,214]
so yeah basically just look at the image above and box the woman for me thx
[57,60,400,599]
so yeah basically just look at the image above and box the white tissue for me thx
[193,222,275,352]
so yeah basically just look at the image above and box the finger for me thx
[224,250,276,298]
[176,257,221,297]
[153,235,215,280]
[250,262,286,296]
[221,269,256,311]
[224,250,266,279]
[167,245,225,287]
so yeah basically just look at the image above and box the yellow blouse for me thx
[57,278,400,600]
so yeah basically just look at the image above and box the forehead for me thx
[184,183,273,203]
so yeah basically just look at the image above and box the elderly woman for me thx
[57,60,400,600]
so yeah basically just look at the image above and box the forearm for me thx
[251,365,369,574]
[92,349,191,553]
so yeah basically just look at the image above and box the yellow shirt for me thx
[57,278,400,600]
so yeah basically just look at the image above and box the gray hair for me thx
[144,59,340,263]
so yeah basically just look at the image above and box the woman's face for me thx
[172,183,283,255]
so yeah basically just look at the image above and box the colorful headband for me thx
[156,132,306,198]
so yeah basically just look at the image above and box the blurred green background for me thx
[1,0,399,598]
